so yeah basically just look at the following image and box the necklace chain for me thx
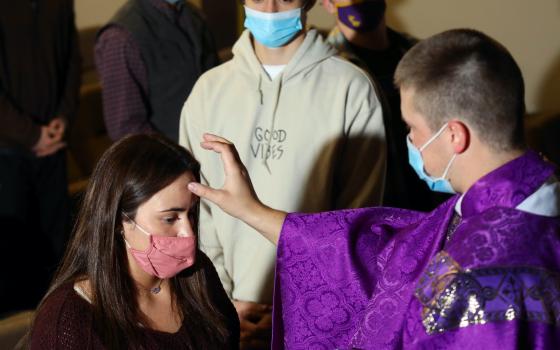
[135,278,163,294]
[151,280,163,294]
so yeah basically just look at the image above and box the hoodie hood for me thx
[232,29,337,83]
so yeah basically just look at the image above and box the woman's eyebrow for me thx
[159,207,186,213]
[159,199,199,212]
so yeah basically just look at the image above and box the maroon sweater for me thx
[30,259,239,349]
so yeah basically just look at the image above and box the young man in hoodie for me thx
[179,0,386,347]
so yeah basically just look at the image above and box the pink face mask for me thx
[123,217,197,279]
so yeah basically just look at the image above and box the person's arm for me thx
[333,72,386,208]
[0,88,65,156]
[56,1,81,124]
[186,133,286,245]
[95,26,154,141]
[0,91,40,148]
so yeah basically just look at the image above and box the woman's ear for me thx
[448,119,470,154]
[121,212,136,235]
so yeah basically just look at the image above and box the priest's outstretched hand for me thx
[187,133,286,244]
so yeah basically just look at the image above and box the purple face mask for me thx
[336,0,386,32]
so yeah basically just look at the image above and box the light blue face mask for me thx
[407,124,458,194]
[244,6,303,48]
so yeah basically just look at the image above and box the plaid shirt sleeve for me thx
[95,26,154,141]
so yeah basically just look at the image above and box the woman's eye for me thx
[163,216,179,224]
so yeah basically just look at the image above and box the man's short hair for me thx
[395,29,525,151]
[239,0,317,12]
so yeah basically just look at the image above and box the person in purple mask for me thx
[28,134,239,349]
[323,0,452,212]
[187,29,560,349]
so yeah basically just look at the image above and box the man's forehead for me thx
[400,88,427,124]
[400,87,415,104]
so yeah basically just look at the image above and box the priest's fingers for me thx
[197,134,256,210]
[188,178,261,229]
[187,182,223,207]
[200,134,245,177]
[202,132,232,144]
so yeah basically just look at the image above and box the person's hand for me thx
[187,133,262,223]
[33,117,67,157]
[47,116,66,140]
[187,133,286,244]
[234,300,272,350]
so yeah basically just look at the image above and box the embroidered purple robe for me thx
[272,151,560,349]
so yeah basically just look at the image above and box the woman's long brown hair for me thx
[30,134,231,349]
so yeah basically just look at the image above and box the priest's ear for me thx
[447,120,470,154]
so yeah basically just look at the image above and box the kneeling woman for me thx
[29,134,239,349]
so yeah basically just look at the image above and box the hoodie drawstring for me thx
[257,74,263,105]
[261,75,283,174]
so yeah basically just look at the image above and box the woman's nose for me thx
[177,217,195,237]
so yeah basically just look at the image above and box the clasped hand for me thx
[33,116,67,157]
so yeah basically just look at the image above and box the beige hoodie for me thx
[180,29,386,303]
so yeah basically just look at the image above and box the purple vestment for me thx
[272,151,560,349]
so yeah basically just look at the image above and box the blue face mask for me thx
[165,0,182,4]
[244,6,303,48]
[407,124,458,194]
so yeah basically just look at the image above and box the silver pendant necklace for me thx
[150,279,163,294]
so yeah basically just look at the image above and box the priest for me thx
[187,28,560,349]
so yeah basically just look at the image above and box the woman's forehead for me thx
[138,173,197,212]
